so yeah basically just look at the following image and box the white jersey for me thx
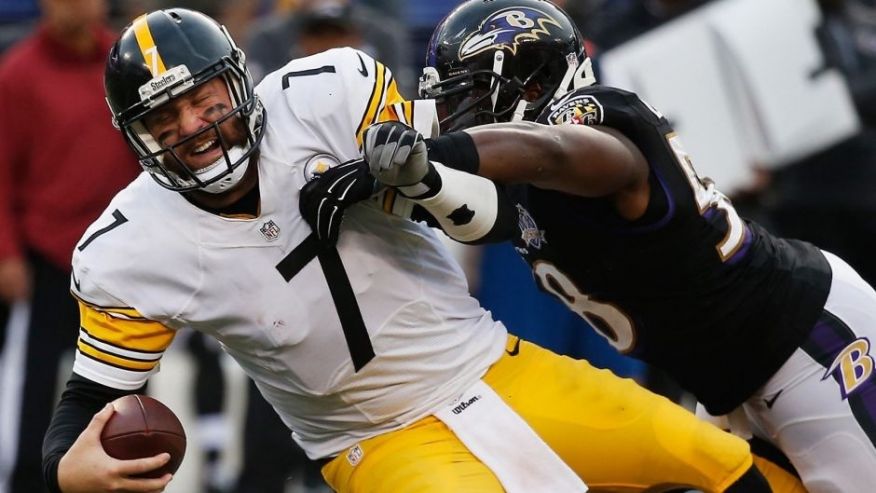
[70,48,507,459]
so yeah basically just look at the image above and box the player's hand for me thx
[299,159,377,245]
[0,256,31,303]
[363,121,430,188]
[58,404,173,493]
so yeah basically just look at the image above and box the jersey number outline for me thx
[666,133,746,261]
[533,261,637,354]
[77,210,128,252]
[281,65,337,90]
[276,234,375,371]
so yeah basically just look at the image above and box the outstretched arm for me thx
[439,121,648,199]
[363,122,518,244]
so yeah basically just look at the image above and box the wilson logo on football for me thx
[458,7,561,60]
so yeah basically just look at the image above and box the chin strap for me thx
[490,50,506,112]
[511,100,529,123]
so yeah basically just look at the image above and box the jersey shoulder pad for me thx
[538,86,665,129]
[256,48,405,148]
[71,175,197,321]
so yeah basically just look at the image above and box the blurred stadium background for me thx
[2,0,876,491]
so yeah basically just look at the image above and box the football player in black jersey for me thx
[352,0,876,491]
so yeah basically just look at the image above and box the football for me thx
[100,394,187,478]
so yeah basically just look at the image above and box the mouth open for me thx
[192,139,220,156]
[184,137,225,170]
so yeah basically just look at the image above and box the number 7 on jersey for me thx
[276,234,375,371]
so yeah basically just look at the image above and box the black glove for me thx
[299,159,377,245]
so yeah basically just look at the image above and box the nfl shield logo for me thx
[346,444,364,467]
[260,220,281,241]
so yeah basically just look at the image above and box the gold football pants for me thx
[322,335,755,492]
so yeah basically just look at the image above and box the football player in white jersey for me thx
[41,8,778,493]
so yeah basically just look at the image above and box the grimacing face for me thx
[142,77,247,173]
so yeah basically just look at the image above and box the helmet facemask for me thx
[126,69,263,193]
[421,51,525,132]
[422,47,595,133]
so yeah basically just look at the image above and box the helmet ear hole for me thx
[523,82,543,103]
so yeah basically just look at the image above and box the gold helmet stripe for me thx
[132,14,167,77]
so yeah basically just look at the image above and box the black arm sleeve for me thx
[425,132,480,174]
[42,373,143,493]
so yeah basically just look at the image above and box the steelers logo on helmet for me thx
[303,154,341,182]
[458,6,562,61]
[546,94,604,126]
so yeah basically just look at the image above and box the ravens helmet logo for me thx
[458,7,562,60]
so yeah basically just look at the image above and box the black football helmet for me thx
[421,0,595,132]
[105,9,265,193]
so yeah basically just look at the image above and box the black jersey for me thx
[513,86,832,414]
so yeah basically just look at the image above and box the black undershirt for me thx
[42,376,144,492]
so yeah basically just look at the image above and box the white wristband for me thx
[413,162,499,243]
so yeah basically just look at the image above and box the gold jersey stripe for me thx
[386,102,414,126]
[356,62,388,145]
[72,292,147,320]
[387,104,401,124]
[77,342,157,372]
[79,302,175,353]
[382,188,397,213]
[133,14,167,77]
[220,213,259,220]
[404,101,415,126]
[384,75,404,107]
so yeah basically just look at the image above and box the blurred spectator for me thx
[245,0,414,94]
[0,0,139,491]
[0,0,37,53]
[762,0,876,286]
[585,0,711,50]
[181,329,232,493]
[149,0,261,41]
[356,0,405,22]
[107,0,152,29]
[406,0,459,69]
[0,0,38,21]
